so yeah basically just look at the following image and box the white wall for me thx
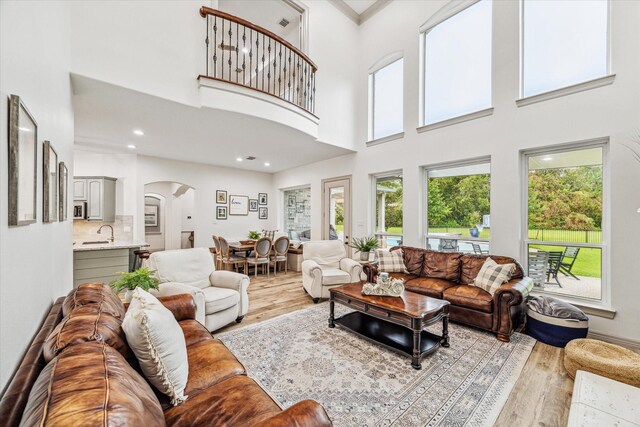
[272,0,640,343]
[0,1,75,390]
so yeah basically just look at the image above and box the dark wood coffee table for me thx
[329,282,450,370]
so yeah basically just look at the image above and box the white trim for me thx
[366,132,404,147]
[328,0,360,24]
[587,331,640,349]
[368,51,404,74]
[417,108,493,133]
[516,75,616,108]
[369,57,404,142]
[419,0,480,33]
[370,170,403,240]
[360,0,393,24]
[328,0,392,25]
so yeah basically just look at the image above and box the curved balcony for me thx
[199,7,317,120]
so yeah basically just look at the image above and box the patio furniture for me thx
[560,247,581,280]
[438,238,458,252]
[546,251,564,286]
[525,295,588,347]
[471,243,488,255]
[270,236,290,275]
[246,237,272,277]
[528,250,549,288]
[217,236,248,273]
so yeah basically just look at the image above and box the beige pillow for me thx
[122,288,189,405]
[375,249,407,273]
[473,257,516,296]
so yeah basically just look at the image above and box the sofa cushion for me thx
[443,285,493,313]
[201,286,240,314]
[405,277,459,299]
[422,251,461,281]
[164,376,281,427]
[43,305,131,363]
[21,342,165,426]
[320,268,351,285]
[123,288,189,406]
[376,249,406,273]
[62,282,126,319]
[183,338,246,397]
[399,247,424,276]
[460,254,522,285]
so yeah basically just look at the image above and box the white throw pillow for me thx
[122,288,189,405]
[375,249,407,273]
[473,257,516,296]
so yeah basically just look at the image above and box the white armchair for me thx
[301,240,362,302]
[147,248,249,332]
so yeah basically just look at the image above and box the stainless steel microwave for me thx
[73,202,86,219]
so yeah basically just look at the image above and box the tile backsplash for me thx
[73,215,134,242]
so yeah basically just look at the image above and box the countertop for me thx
[73,240,150,252]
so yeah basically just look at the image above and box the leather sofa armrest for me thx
[362,261,379,283]
[153,282,206,324]
[493,277,533,341]
[253,400,333,427]
[156,294,197,321]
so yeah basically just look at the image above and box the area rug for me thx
[217,303,535,427]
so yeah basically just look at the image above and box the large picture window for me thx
[373,173,403,248]
[522,0,609,97]
[524,145,606,301]
[369,58,403,141]
[425,161,491,254]
[283,187,311,241]
[422,0,492,125]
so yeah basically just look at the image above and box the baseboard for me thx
[587,331,640,350]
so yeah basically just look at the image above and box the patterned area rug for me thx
[217,303,535,427]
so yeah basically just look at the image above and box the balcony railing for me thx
[199,7,317,116]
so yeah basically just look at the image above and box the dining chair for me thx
[217,236,248,273]
[270,236,290,276]
[246,237,272,277]
[212,235,222,270]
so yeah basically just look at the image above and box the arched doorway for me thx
[144,181,195,252]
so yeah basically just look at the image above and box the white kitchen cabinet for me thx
[73,179,87,200]
[76,176,116,221]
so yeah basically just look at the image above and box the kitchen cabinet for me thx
[75,176,116,221]
[73,179,87,200]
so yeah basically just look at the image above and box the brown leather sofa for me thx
[363,247,533,342]
[0,283,332,426]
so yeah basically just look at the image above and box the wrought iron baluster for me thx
[235,22,239,83]
[311,71,316,113]
[287,50,292,102]
[221,18,224,80]
[267,39,271,94]
[262,34,265,91]
[277,43,282,97]
[213,16,217,78]
[227,23,233,81]
[242,27,246,85]
[205,16,209,77]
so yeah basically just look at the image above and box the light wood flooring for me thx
[218,270,574,426]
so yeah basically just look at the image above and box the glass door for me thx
[322,176,351,256]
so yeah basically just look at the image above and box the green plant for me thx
[349,235,380,253]
[110,267,160,294]
[248,230,261,240]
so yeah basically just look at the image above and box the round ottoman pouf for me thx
[525,295,588,347]
[564,339,640,387]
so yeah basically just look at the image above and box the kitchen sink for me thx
[82,240,110,245]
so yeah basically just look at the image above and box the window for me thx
[524,145,606,301]
[425,161,491,253]
[373,173,403,248]
[522,0,609,97]
[369,58,403,141]
[422,0,492,125]
[283,187,310,241]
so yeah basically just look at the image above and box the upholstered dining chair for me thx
[246,237,272,277]
[217,236,248,273]
[270,236,290,275]
[212,235,222,270]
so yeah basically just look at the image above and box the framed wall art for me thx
[8,95,37,226]
[296,202,305,213]
[144,204,159,227]
[259,207,268,220]
[216,205,228,220]
[288,195,296,207]
[42,140,58,223]
[249,199,258,212]
[258,193,268,205]
[216,190,227,204]
[229,195,249,215]
[59,162,68,221]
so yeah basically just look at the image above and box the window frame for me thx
[518,0,613,101]
[423,157,492,251]
[368,53,404,144]
[521,138,610,307]
[371,170,404,247]
[418,0,493,128]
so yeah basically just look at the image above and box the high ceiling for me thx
[343,0,379,15]
[71,75,352,173]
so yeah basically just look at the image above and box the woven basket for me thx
[564,338,640,387]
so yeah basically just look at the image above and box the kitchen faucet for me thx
[97,224,115,243]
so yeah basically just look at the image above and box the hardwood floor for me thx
[217,270,573,426]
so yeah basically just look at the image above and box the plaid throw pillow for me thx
[375,249,406,273]
[473,257,516,295]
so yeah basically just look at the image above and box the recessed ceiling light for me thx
[264,162,270,167]
[127,144,136,149]
[542,156,553,161]
[236,157,243,162]
[133,129,144,136]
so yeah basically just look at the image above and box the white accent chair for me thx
[301,240,362,303]
[148,248,250,332]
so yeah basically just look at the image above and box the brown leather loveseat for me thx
[363,247,533,342]
[0,283,332,427]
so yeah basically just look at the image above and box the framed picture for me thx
[287,208,295,220]
[59,162,68,221]
[296,202,305,213]
[216,190,227,204]
[42,141,58,223]
[144,205,159,226]
[229,195,249,215]
[8,95,37,226]
[216,206,228,220]
[259,207,268,220]
[249,199,258,212]
[258,193,268,205]
[288,195,296,207]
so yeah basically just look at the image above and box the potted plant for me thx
[241,230,261,245]
[349,235,380,261]
[110,267,160,302]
